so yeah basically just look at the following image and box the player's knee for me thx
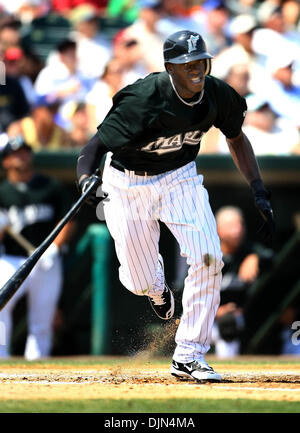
[203,252,224,276]
[191,252,224,275]
[125,282,153,296]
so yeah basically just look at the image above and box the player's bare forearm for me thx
[226,130,262,185]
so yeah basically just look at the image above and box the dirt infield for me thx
[0,356,299,404]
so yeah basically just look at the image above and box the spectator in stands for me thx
[112,30,147,85]
[225,63,251,98]
[242,95,300,155]
[258,51,300,130]
[209,93,300,156]
[0,18,21,51]
[156,0,201,39]
[256,0,300,48]
[0,14,44,86]
[249,21,300,111]
[85,58,125,133]
[252,1,300,86]
[64,102,91,148]
[7,99,69,150]
[0,51,30,133]
[201,61,252,154]
[68,4,111,79]
[122,0,165,73]
[34,38,93,130]
[17,47,44,85]
[4,46,37,107]
[192,0,231,56]
[11,0,50,24]
[226,0,258,18]
[211,14,267,94]
[281,0,300,32]
[211,206,273,357]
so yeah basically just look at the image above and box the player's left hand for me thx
[251,180,275,242]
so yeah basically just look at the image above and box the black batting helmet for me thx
[163,30,213,74]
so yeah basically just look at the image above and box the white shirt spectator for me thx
[85,80,114,125]
[35,57,92,104]
[211,43,267,95]
[19,75,37,107]
[123,19,165,73]
[34,54,94,130]
[218,95,300,155]
[157,11,201,40]
[71,33,112,80]
[262,80,300,128]
[212,15,268,94]
[241,119,300,155]
[67,4,112,80]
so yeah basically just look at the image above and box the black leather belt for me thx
[110,161,160,176]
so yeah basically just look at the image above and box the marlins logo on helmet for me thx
[187,34,200,53]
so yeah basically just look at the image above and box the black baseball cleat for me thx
[170,359,222,382]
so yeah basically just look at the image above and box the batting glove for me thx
[251,179,275,243]
[78,169,107,208]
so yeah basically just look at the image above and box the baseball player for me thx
[77,30,275,382]
[0,135,74,360]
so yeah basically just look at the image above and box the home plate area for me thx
[0,357,299,403]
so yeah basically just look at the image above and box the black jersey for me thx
[97,71,247,173]
[0,174,70,256]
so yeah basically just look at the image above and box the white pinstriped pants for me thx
[102,159,224,363]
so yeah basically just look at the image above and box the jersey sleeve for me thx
[97,90,148,151]
[212,78,247,139]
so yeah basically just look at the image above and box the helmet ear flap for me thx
[205,58,211,75]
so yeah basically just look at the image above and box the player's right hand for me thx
[78,170,106,207]
[251,180,275,242]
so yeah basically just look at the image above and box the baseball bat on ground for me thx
[0,172,103,311]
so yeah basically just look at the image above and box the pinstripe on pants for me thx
[102,160,224,363]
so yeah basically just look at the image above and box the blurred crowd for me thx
[0,0,300,154]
